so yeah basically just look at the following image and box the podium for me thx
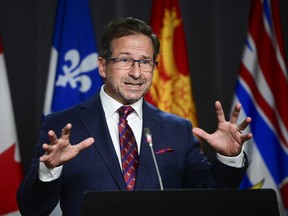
[81,189,280,216]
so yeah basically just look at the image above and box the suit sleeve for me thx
[17,114,62,216]
[181,120,248,189]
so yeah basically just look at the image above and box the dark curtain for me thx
[0,0,287,171]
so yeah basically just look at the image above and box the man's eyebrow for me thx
[116,53,153,60]
[116,52,130,56]
[142,55,153,60]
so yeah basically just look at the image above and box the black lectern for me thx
[81,189,280,216]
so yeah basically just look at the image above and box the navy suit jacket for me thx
[17,92,248,216]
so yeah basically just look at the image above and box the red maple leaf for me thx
[0,144,23,214]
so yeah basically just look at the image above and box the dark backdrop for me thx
[0,0,287,172]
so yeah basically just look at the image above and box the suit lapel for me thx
[78,94,126,190]
[77,95,163,190]
[135,101,163,189]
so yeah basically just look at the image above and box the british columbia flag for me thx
[232,0,288,215]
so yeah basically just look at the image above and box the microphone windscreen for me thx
[144,127,151,136]
[144,127,152,143]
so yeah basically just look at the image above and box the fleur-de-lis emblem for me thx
[56,49,98,92]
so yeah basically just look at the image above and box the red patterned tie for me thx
[118,106,139,190]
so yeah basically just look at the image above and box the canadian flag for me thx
[0,37,23,215]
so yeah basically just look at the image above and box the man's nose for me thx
[129,61,141,78]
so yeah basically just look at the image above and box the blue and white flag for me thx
[231,0,288,215]
[43,0,102,214]
[44,0,103,116]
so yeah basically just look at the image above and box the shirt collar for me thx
[100,84,143,120]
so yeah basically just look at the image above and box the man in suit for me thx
[17,17,252,216]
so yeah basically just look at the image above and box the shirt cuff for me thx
[216,150,245,168]
[38,162,63,182]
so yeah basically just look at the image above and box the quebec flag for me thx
[231,0,288,215]
[44,0,103,116]
[43,0,102,214]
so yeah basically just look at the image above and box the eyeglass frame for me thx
[106,57,158,71]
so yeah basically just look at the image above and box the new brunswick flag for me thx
[146,0,198,127]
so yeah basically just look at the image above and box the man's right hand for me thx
[39,123,94,169]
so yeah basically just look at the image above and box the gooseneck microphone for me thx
[143,127,163,190]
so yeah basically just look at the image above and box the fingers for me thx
[40,123,94,167]
[61,123,72,140]
[192,127,209,141]
[230,102,252,138]
[237,117,252,131]
[215,101,245,125]
[42,123,72,156]
[75,137,95,151]
[42,130,58,154]
[236,116,253,143]
[241,132,253,143]
[41,143,51,153]
[215,101,225,123]
[237,130,253,146]
[234,111,253,145]
[230,102,242,125]
[48,130,58,145]
[47,123,72,146]
[43,123,94,152]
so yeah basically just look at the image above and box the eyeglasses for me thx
[106,57,158,72]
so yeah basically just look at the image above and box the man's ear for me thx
[98,57,106,78]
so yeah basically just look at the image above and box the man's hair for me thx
[99,17,160,61]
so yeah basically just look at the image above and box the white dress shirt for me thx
[99,85,143,169]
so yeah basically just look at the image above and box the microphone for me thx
[144,127,163,190]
